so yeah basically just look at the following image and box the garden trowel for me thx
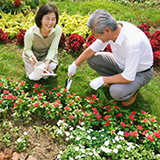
[65,74,72,91]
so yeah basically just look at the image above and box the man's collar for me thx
[115,22,124,45]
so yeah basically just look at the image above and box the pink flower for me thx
[43,102,47,106]
[142,130,149,135]
[142,118,148,122]
[141,110,147,114]
[90,100,93,104]
[103,115,110,120]
[125,131,130,137]
[129,115,134,121]
[57,85,61,88]
[150,118,156,122]
[14,103,17,107]
[137,125,143,130]
[89,118,92,121]
[48,111,51,114]
[64,106,70,111]
[57,92,62,97]
[84,112,88,116]
[153,131,160,138]
[86,96,90,99]
[68,115,74,119]
[0,100,2,103]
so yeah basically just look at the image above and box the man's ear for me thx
[104,27,111,33]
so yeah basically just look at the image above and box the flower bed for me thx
[0,77,160,159]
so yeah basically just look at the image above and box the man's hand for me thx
[68,61,77,76]
[29,55,37,66]
[89,77,104,90]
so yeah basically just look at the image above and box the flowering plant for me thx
[66,33,85,53]
[0,75,160,159]
[16,29,26,45]
[0,29,8,44]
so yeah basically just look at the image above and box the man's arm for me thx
[74,47,96,66]
[103,73,132,84]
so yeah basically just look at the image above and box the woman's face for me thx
[41,12,56,32]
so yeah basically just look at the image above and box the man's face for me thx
[91,28,110,43]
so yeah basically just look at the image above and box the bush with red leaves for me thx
[0,29,8,44]
[67,33,85,52]
[14,0,21,7]
[59,32,66,47]
[16,29,26,45]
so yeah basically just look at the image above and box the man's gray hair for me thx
[87,9,118,33]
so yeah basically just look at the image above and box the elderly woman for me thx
[23,4,62,80]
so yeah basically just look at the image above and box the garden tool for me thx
[65,74,72,91]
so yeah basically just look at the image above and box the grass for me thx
[0,0,160,123]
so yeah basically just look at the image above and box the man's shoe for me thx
[104,83,112,88]
[121,89,140,107]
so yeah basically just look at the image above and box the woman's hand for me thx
[29,55,37,66]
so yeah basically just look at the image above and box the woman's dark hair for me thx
[35,4,59,28]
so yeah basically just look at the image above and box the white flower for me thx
[112,139,116,143]
[80,148,85,153]
[75,147,79,151]
[87,135,91,140]
[66,138,69,141]
[104,140,110,146]
[57,154,61,159]
[89,129,93,132]
[126,147,131,151]
[81,122,85,125]
[101,134,104,137]
[119,136,124,140]
[69,127,74,131]
[65,131,70,136]
[92,137,96,140]
[113,148,118,154]
[93,148,98,156]
[69,135,74,139]
[76,136,80,141]
[57,120,63,126]
[117,131,124,136]
[9,122,12,126]
[79,144,85,148]
[59,150,63,154]
[23,131,28,135]
[81,154,85,157]
[57,129,62,135]
[75,155,81,159]
[88,152,93,155]
[69,158,74,160]
[17,138,22,143]
[117,144,122,149]
[0,108,3,112]
[87,130,91,133]
[115,136,119,141]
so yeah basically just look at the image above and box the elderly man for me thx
[68,9,153,107]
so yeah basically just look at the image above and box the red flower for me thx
[89,118,92,121]
[142,118,148,122]
[14,103,17,107]
[129,115,135,121]
[120,122,126,128]
[57,92,62,97]
[0,32,8,43]
[43,102,47,106]
[34,102,39,107]
[141,110,147,114]
[146,134,154,141]
[96,115,101,119]
[116,113,122,117]
[86,96,90,99]
[105,122,110,126]
[14,0,21,7]
[125,131,130,137]
[48,111,51,114]
[34,83,39,88]
[84,112,88,116]
[103,115,110,120]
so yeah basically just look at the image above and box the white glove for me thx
[68,61,77,76]
[89,77,104,90]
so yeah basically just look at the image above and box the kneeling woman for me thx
[23,3,62,80]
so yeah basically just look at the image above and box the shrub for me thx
[16,29,26,45]
[0,29,8,44]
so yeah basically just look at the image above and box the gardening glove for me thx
[90,77,104,90]
[68,61,77,76]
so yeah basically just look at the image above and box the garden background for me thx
[0,0,160,159]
